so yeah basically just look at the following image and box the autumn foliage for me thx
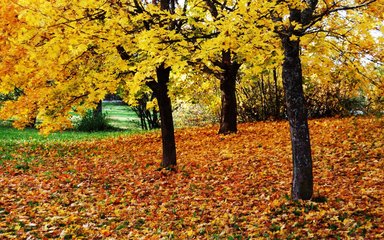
[1,0,382,133]
[1,117,383,239]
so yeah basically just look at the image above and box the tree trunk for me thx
[93,100,103,118]
[147,64,177,168]
[218,50,240,135]
[273,68,280,119]
[149,93,160,129]
[281,36,313,200]
[116,45,176,167]
[151,108,160,129]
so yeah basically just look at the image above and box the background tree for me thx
[300,7,384,116]
[131,92,160,130]
[188,0,279,134]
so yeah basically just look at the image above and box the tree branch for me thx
[307,0,377,32]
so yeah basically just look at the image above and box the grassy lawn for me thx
[0,101,145,166]
[0,101,143,145]
[103,101,141,130]
[0,125,138,143]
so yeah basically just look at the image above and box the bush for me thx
[75,110,114,132]
[303,80,373,118]
[173,100,219,127]
[237,83,285,122]
[237,70,285,122]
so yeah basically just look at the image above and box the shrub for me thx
[173,100,219,127]
[75,110,114,132]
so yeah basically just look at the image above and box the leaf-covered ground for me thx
[1,117,383,239]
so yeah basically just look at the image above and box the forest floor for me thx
[0,117,383,239]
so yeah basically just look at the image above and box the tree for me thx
[148,63,177,167]
[272,0,380,199]
[2,0,381,181]
[217,50,241,134]
[93,100,103,118]
[300,6,384,116]
[191,0,278,134]
[114,0,189,168]
[0,0,195,167]
[1,0,119,133]
[0,0,39,128]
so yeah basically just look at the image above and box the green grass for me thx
[0,125,140,144]
[0,101,144,145]
[103,101,141,129]
[0,101,146,165]
[0,124,142,166]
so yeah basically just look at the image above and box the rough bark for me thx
[147,64,177,168]
[218,50,241,135]
[278,0,375,199]
[281,36,313,200]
